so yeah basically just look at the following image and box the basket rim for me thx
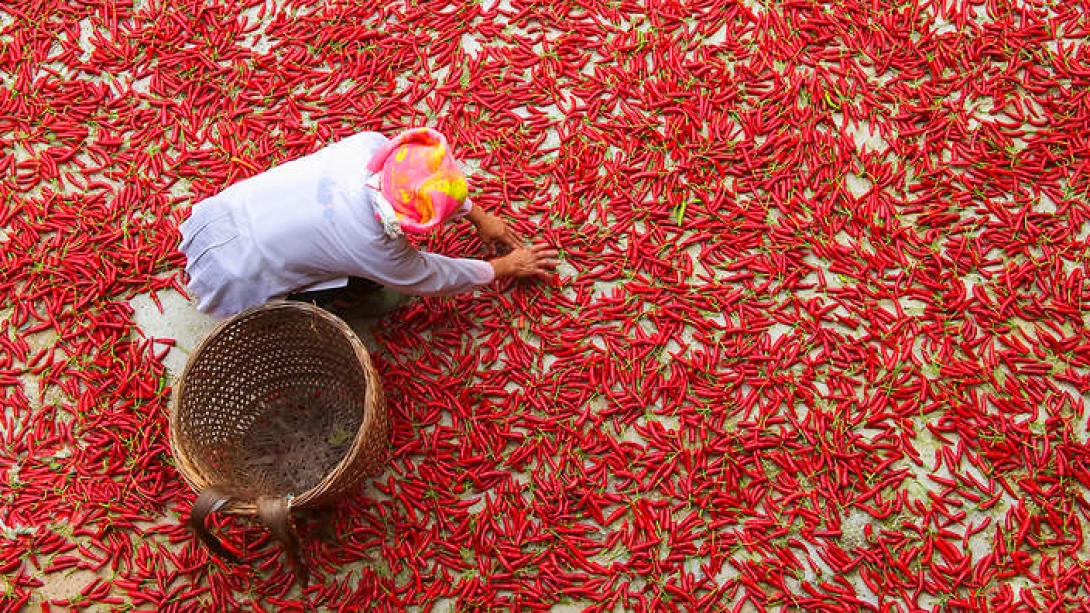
[168,300,383,511]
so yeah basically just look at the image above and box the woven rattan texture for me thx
[171,302,388,511]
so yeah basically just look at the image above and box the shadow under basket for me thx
[169,301,389,585]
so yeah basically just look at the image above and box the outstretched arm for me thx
[356,239,560,297]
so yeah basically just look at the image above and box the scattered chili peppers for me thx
[1,0,1089,610]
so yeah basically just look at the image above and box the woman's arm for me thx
[364,244,494,296]
[354,239,559,296]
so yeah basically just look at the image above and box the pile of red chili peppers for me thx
[2,0,1089,610]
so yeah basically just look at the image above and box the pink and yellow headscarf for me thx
[365,128,468,236]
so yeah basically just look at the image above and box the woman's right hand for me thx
[490,243,560,280]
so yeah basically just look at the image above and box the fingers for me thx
[527,250,560,280]
[529,243,558,256]
[500,230,523,250]
[510,246,534,260]
[499,226,525,248]
[511,257,558,278]
[532,253,559,264]
[479,222,524,253]
[490,234,562,281]
[528,244,559,271]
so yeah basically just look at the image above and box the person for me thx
[178,127,559,319]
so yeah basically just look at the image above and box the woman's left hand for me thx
[473,211,525,250]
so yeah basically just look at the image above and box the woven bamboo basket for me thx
[169,300,389,583]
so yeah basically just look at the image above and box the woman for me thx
[179,127,559,319]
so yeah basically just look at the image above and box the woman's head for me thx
[366,128,468,234]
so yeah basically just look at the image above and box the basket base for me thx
[236,390,361,497]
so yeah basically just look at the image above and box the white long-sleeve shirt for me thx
[178,131,494,319]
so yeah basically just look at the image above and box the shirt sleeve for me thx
[445,196,474,221]
[355,240,495,296]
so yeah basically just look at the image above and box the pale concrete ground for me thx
[130,290,220,380]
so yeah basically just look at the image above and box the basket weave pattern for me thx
[170,301,389,514]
